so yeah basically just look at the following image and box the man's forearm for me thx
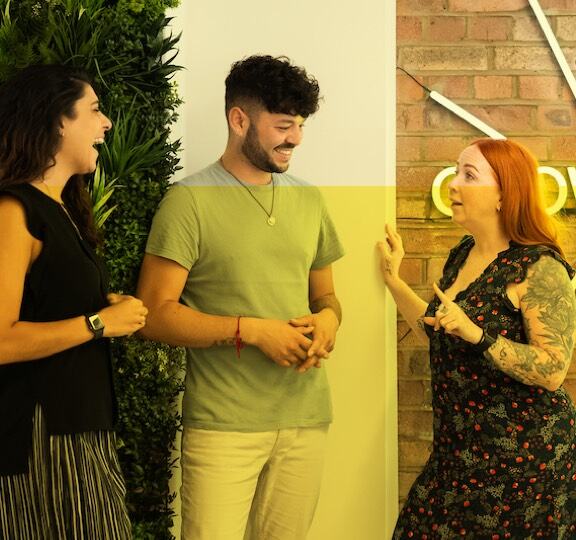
[310,293,342,325]
[140,300,238,348]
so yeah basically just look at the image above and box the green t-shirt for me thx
[146,161,345,431]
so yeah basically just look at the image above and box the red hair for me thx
[473,139,563,256]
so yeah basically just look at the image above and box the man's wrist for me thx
[310,294,342,326]
[238,317,258,346]
[318,307,340,328]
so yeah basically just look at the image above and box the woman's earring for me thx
[496,202,502,212]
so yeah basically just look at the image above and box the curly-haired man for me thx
[138,55,344,540]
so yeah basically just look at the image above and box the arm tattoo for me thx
[487,256,576,388]
[310,293,342,325]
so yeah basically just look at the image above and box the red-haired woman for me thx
[379,139,576,538]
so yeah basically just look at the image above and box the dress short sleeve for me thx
[497,244,575,286]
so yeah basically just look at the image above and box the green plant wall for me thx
[0,1,185,538]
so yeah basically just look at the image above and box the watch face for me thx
[88,314,104,331]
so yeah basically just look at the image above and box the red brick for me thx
[426,16,466,42]
[398,257,425,285]
[398,410,434,439]
[397,166,445,191]
[557,16,576,42]
[398,349,430,378]
[449,0,526,10]
[397,320,424,348]
[397,196,429,220]
[397,137,422,162]
[399,440,432,468]
[427,257,449,284]
[537,105,575,131]
[494,47,558,71]
[427,75,470,99]
[466,105,535,132]
[513,16,547,42]
[563,47,576,66]
[562,84,576,101]
[539,0,576,9]
[518,76,560,100]
[551,136,576,160]
[400,47,489,71]
[401,226,466,254]
[398,380,433,407]
[474,76,513,99]
[397,72,426,103]
[425,102,478,133]
[468,16,512,41]
[399,471,421,499]
[397,16,423,42]
[397,0,447,14]
[423,136,472,161]
[512,137,550,161]
[563,377,576,402]
[559,226,576,246]
[397,104,426,132]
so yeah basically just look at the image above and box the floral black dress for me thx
[394,236,576,539]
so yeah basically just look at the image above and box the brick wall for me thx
[396,0,576,504]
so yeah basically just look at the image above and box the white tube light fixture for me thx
[528,0,576,101]
[428,90,507,140]
[397,67,506,140]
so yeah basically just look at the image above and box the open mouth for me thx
[275,148,293,157]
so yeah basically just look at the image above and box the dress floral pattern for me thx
[394,236,576,539]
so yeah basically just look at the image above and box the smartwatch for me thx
[85,312,105,339]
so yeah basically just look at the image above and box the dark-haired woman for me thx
[0,65,146,538]
[379,139,576,538]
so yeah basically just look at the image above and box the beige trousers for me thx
[180,426,329,540]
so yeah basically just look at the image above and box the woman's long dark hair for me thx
[0,64,101,246]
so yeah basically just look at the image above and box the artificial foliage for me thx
[0,1,185,537]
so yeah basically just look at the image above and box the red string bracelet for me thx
[235,316,244,358]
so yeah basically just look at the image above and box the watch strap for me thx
[85,312,105,340]
[472,328,497,354]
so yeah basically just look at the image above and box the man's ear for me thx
[228,106,250,137]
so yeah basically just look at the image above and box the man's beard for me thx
[242,124,292,173]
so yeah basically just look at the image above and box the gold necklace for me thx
[221,163,276,226]
[39,180,64,204]
[38,181,83,239]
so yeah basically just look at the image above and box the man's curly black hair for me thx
[225,55,320,118]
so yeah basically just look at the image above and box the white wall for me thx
[166,1,397,538]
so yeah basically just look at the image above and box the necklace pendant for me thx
[267,216,276,226]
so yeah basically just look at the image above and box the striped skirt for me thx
[0,405,131,539]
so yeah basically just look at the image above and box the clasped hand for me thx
[251,309,338,374]
[290,308,339,373]
[99,293,148,338]
[423,283,482,345]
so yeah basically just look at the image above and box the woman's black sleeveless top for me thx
[0,184,116,475]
